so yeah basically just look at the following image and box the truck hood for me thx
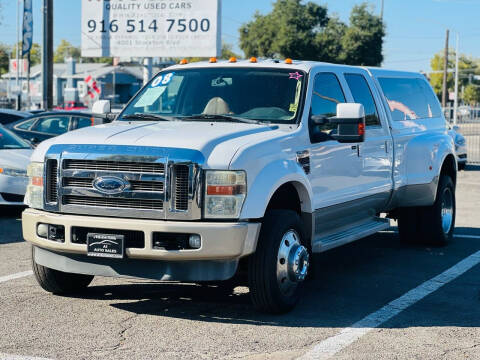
[33,121,282,167]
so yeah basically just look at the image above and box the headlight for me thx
[204,170,246,219]
[456,136,466,146]
[0,167,27,177]
[24,162,44,209]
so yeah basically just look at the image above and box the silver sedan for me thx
[0,126,32,205]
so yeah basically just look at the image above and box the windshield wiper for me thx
[122,114,178,122]
[180,114,265,125]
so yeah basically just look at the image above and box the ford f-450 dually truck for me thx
[23,59,457,313]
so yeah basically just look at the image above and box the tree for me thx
[429,51,478,100]
[463,84,480,106]
[12,42,41,66]
[0,44,10,75]
[340,4,385,66]
[54,39,81,63]
[239,0,385,66]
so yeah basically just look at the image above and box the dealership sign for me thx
[81,0,221,58]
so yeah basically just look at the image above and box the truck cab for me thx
[22,59,457,313]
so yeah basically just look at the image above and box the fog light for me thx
[37,223,48,238]
[189,234,201,249]
[48,225,65,242]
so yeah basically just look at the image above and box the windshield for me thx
[119,68,306,124]
[0,127,31,150]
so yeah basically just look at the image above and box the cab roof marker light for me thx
[179,59,188,65]
[209,57,217,63]
[250,57,258,63]
[285,58,293,64]
[229,57,237,63]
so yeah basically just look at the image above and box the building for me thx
[1,59,173,109]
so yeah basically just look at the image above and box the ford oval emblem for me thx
[93,176,129,194]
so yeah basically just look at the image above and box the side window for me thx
[309,73,345,143]
[378,77,442,121]
[15,118,36,130]
[74,116,93,129]
[31,116,70,135]
[345,74,380,126]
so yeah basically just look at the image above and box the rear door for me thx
[27,115,71,144]
[341,70,393,209]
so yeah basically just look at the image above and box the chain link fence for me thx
[444,106,480,164]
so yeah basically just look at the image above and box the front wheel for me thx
[31,246,94,294]
[248,210,310,314]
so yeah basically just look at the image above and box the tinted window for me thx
[74,116,93,129]
[309,73,346,142]
[0,113,23,125]
[378,77,442,121]
[16,118,36,130]
[345,74,380,126]
[0,127,30,149]
[32,116,70,135]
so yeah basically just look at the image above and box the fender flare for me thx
[240,159,313,219]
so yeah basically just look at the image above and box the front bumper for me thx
[22,208,261,261]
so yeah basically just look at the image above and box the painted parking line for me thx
[0,354,52,360]
[299,249,480,360]
[0,271,33,284]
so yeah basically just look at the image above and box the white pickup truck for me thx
[23,59,457,313]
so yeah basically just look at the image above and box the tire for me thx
[248,210,310,314]
[31,246,94,294]
[398,175,456,246]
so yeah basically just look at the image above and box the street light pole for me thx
[453,33,459,126]
[42,0,53,110]
[380,0,384,20]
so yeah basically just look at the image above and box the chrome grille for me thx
[64,195,164,210]
[174,165,189,211]
[46,160,58,203]
[64,160,165,174]
[63,177,164,192]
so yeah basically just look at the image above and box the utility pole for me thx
[42,0,53,110]
[453,33,459,125]
[441,29,449,108]
[380,0,384,20]
[16,0,21,110]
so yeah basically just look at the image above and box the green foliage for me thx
[239,0,385,66]
[0,44,10,75]
[54,39,81,63]
[429,51,478,99]
[12,42,41,66]
[463,84,480,106]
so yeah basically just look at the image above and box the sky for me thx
[0,0,479,72]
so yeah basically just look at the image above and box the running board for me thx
[312,217,391,253]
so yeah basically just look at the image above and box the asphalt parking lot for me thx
[0,168,479,360]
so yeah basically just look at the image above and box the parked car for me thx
[23,59,457,314]
[0,126,32,206]
[448,126,467,170]
[6,111,110,146]
[0,109,31,126]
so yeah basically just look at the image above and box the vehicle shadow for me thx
[0,206,26,244]
[74,230,480,328]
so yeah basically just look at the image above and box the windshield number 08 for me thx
[87,19,211,33]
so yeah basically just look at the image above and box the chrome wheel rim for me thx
[441,187,454,234]
[276,229,310,297]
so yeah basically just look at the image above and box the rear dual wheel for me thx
[398,175,456,246]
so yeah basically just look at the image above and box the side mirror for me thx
[330,103,366,143]
[92,100,111,115]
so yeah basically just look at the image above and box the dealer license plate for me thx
[87,233,124,259]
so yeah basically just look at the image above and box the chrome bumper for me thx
[22,208,261,261]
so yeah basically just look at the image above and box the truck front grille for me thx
[174,165,189,211]
[64,159,165,174]
[63,178,164,192]
[46,159,58,203]
[64,195,164,210]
